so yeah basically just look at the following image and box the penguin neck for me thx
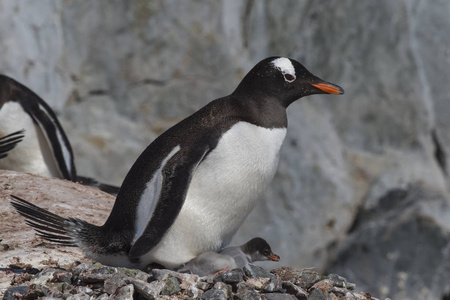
[230,94,288,129]
[239,244,258,263]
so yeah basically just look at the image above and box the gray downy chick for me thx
[178,237,280,276]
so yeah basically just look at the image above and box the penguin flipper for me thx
[129,146,209,258]
[24,99,76,180]
[4,76,76,180]
[0,129,25,159]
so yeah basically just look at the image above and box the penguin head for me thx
[242,237,280,263]
[233,56,344,108]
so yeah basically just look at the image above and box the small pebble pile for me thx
[3,262,379,300]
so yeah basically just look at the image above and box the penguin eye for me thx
[264,249,270,256]
[284,74,296,83]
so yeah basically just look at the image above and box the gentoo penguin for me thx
[0,75,119,195]
[11,56,344,269]
[177,237,280,276]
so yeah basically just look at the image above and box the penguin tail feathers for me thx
[75,176,120,196]
[0,129,25,159]
[10,195,83,247]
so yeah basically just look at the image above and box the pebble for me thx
[196,281,212,290]
[213,281,232,298]
[261,293,298,300]
[2,263,380,300]
[160,275,181,295]
[307,288,328,300]
[234,282,260,300]
[3,285,29,300]
[271,267,302,282]
[128,277,165,299]
[213,269,244,284]
[244,263,275,278]
[113,284,134,300]
[282,281,308,300]
[297,270,324,290]
[103,273,128,295]
[201,288,227,300]
[262,275,284,292]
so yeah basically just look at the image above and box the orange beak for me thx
[268,254,280,262]
[311,83,344,95]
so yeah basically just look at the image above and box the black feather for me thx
[10,195,75,246]
[0,129,25,158]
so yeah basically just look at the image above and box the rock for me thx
[326,274,348,288]
[262,293,298,300]
[325,188,450,299]
[234,283,261,300]
[297,270,324,290]
[282,281,308,300]
[127,277,165,299]
[72,263,95,277]
[3,285,29,300]
[196,281,212,291]
[30,268,59,285]
[96,293,109,300]
[66,294,90,300]
[117,268,150,282]
[54,270,73,284]
[160,275,181,296]
[246,277,270,290]
[39,284,64,298]
[262,275,284,293]
[213,269,243,284]
[23,286,45,299]
[213,282,232,298]
[74,286,94,295]
[201,288,227,300]
[186,284,204,299]
[113,284,134,300]
[149,268,181,282]
[103,273,128,295]
[271,267,302,282]
[307,289,328,300]
[243,264,275,279]
[0,262,382,299]
[77,265,117,283]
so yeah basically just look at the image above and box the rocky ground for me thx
[2,262,379,300]
[0,170,385,299]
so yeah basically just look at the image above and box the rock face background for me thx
[1,1,450,299]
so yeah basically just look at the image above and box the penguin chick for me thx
[177,237,280,276]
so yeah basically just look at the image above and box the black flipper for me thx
[129,146,209,258]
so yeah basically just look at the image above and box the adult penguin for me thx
[0,75,119,195]
[11,57,344,269]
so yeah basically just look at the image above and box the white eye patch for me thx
[271,57,296,83]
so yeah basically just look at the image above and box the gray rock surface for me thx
[324,187,450,299]
[1,1,450,299]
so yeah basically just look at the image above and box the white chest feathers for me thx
[0,101,56,177]
[186,121,287,217]
[147,122,287,268]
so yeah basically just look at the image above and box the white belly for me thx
[145,122,287,268]
[0,102,55,177]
